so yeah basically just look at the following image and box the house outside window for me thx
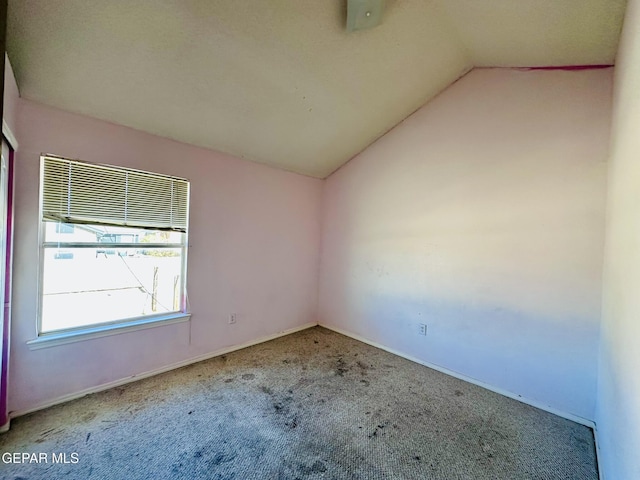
[38,155,190,335]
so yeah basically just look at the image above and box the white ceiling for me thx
[6,0,628,178]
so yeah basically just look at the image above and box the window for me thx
[38,155,190,336]
[55,223,74,234]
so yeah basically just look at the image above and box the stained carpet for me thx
[0,326,598,479]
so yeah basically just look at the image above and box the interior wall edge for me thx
[2,119,17,150]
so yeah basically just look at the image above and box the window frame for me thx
[30,156,191,348]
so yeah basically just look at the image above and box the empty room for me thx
[1,0,639,479]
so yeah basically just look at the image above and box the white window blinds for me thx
[41,156,189,232]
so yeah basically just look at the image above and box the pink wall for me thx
[319,68,612,421]
[597,0,640,477]
[6,64,614,429]
[10,99,323,414]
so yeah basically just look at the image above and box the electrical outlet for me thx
[229,313,237,324]
[419,323,427,336]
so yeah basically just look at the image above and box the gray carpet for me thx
[0,326,598,479]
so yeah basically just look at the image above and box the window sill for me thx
[26,313,191,350]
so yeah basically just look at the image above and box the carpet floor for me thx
[0,326,598,479]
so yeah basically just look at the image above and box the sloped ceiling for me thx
[6,0,627,178]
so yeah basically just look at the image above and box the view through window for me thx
[41,223,185,332]
[39,156,189,334]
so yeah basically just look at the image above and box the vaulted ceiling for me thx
[6,0,628,178]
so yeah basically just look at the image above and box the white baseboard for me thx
[10,322,317,419]
[10,320,597,432]
[0,419,10,433]
[593,423,605,480]
[319,323,595,429]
